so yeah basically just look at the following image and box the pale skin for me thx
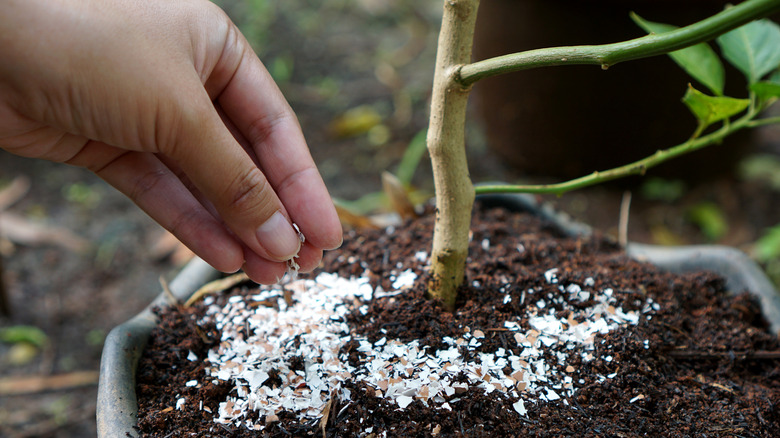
[0,0,343,283]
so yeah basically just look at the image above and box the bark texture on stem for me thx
[426,0,479,310]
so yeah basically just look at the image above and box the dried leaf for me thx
[184,272,250,307]
[335,204,381,230]
[650,224,687,246]
[319,389,338,438]
[381,171,417,220]
[328,105,382,138]
[6,343,39,366]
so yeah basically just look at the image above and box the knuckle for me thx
[128,167,169,203]
[245,111,290,146]
[224,167,273,215]
[276,165,317,196]
[166,205,202,241]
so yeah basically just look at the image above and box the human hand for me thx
[0,0,342,283]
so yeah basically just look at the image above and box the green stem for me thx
[475,110,758,197]
[458,0,780,86]
[745,115,780,127]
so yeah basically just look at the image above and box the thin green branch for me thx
[458,0,780,86]
[475,111,759,197]
[746,115,780,127]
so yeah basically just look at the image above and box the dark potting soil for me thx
[135,205,780,437]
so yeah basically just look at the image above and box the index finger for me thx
[207,33,342,252]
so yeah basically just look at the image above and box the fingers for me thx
[68,140,246,273]
[169,90,302,263]
[3,0,337,283]
[68,137,325,284]
[206,32,343,253]
[242,242,323,284]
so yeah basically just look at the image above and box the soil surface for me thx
[3,1,780,437]
[136,205,780,437]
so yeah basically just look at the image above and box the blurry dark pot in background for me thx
[472,0,752,181]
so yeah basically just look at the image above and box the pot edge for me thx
[96,257,220,438]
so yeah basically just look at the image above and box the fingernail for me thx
[256,211,301,260]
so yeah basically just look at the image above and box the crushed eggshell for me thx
[192,265,655,432]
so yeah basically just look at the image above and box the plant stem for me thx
[475,110,757,197]
[426,0,479,311]
[746,115,780,127]
[458,0,780,86]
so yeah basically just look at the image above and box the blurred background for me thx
[2,0,779,436]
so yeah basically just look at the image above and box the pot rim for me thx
[96,257,220,438]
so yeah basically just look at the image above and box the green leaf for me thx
[755,223,780,262]
[686,202,728,241]
[631,13,725,95]
[268,54,294,84]
[738,153,780,191]
[0,325,48,347]
[750,70,780,101]
[682,85,750,128]
[639,177,686,202]
[751,81,780,100]
[396,129,428,186]
[717,19,780,84]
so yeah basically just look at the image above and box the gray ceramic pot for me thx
[96,194,780,437]
[97,257,220,437]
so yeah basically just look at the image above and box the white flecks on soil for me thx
[285,222,307,281]
[194,258,657,432]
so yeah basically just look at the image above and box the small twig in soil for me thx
[184,272,250,307]
[159,275,178,306]
[618,190,631,248]
[457,411,466,436]
[661,322,692,339]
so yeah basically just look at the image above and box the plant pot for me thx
[97,194,780,436]
[471,0,753,180]
[96,257,220,438]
